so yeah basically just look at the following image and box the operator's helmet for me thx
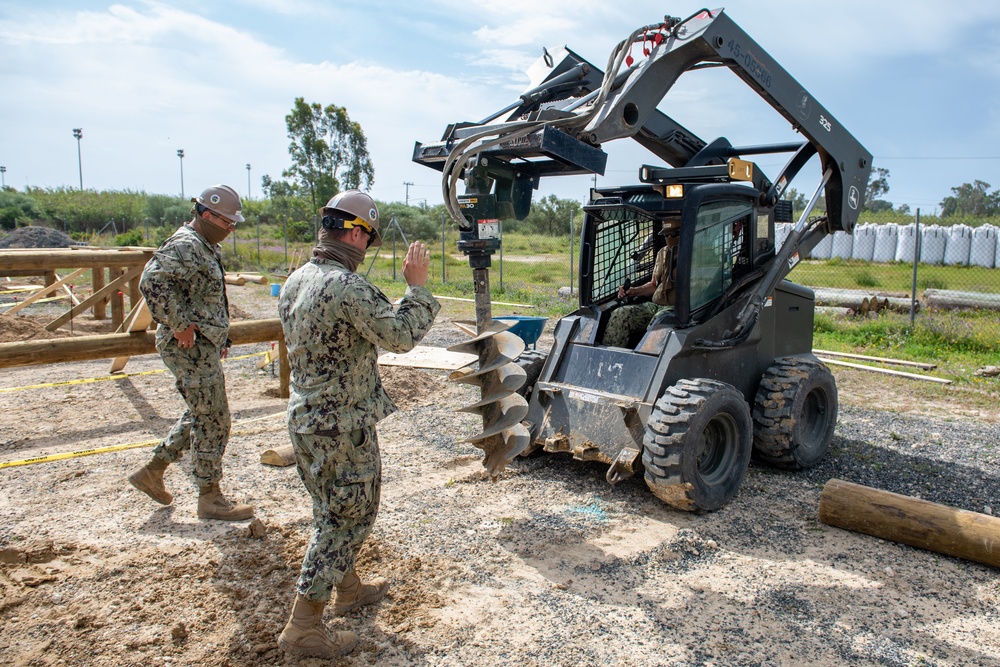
[192,184,245,224]
[321,190,382,247]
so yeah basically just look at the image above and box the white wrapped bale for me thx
[810,233,833,259]
[872,223,898,263]
[831,231,853,259]
[970,224,997,268]
[920,225,947,264]
[895,224,917,263]
[851,223,876,261]
[944,224,972,266]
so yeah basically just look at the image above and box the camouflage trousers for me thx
[290,424,382,603]
[152,337,231,487]
[603,302,668,348]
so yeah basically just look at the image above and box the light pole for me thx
[403,181,413,206]
[246,163,251,199]
[72,128,83,189]
[177,149,185,199]
[0,166,6,189]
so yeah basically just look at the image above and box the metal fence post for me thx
[569,210,575,296]
[910,209,920,326]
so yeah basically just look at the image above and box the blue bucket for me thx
[494,315,548,349]
[270,283,281,297]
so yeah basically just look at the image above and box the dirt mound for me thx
[381,364,463,411]
[0,314,60,342]
[0,226,74,249]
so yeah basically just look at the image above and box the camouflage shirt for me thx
[278,257,440,434]
[140,224,230,350]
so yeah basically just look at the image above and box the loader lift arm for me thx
[413,7,871,236]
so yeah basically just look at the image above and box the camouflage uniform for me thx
[603,242,675,348]
[278,257,439,603]
[139,224,231,487]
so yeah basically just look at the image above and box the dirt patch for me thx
[0,314,62,343]
[0,293,998,667]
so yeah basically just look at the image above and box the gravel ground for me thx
[0,282,998,667]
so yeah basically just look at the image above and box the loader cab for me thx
[579,182,778,343]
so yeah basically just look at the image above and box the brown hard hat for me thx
[322,190,381,247]
[192,184,244,224]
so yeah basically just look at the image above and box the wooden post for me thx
[44,270,57,287]
[92,267,106,320]
[818,478,1000,568]
[128,267,142,312]
[110,268,125,331]
[278,336,290,399]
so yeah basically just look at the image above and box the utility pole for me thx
[72,128,83,189]
[177,149,185,199]
[246,163,251,199]
[0,166,5,189]
[403,181,413,206]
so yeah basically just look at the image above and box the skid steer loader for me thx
[414,8,872,511]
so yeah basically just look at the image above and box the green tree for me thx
[863,167,893,212]
[279,98,375,213]
[0,191,42,229]
[940,180,1000,217]
[518,195,582,235]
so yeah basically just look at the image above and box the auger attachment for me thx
[448,320,531,478]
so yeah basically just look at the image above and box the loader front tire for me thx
[513,350,547,400]
[752,356,838,469]
[642,379,752,512]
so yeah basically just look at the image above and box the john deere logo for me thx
[210,194,221,204]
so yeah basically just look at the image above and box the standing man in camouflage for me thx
[128,184,254,522]
[276,191,439,659]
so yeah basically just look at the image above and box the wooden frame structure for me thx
[0,247,154,331]
[0,319,289,398]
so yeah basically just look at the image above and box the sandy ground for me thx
[1,281,998,667]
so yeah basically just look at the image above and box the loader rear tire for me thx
[752,356,838,469]
[642,379,752,512]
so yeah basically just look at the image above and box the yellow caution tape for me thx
[0,411,286,469]
[0,351,269,393]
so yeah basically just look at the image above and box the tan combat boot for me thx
[333,570,390,616]
[278,594,358,658]
[128,456,172,505]
[196,483,254,521]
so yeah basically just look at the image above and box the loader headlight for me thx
[665,184,684,198]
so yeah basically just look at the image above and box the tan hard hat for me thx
[192,184,244,224]
[321,190,381,247]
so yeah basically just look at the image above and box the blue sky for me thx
[1,1,998,215]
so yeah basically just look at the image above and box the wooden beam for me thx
[4,268,87,316]
[0,319,283,368]
[817,357,951,384]
[813,349,937,370]
[47,265,143,331]
[278,336,290,398]
[92,266,106,320]
[819,478,1000,568]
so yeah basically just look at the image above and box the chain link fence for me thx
[362,210,1000,349]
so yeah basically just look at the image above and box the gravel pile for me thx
[0,225,73,249]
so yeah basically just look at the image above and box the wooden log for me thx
[819,478,1000,568]
[924,289,1000,312]
[224,274,246,286]
[0,319,283,368]
[260,444,296,467]
[0,248,153,270]
[237,273,267,284]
